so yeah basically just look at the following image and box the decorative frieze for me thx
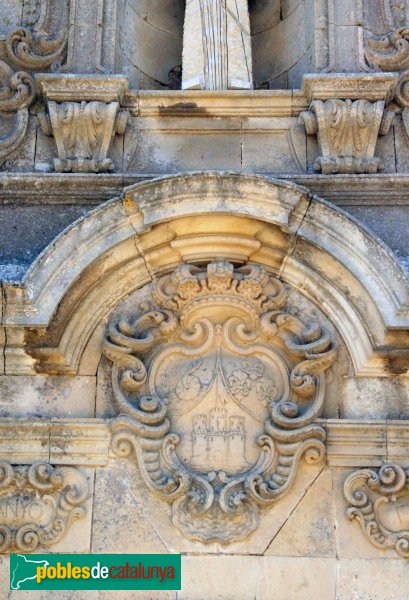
[103,260,336,544]
[299,98,394,174]
[344,463,409,559]
[0,462,88,553]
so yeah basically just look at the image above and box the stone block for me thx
[250,0,281,35]
[340,205,409,265]
[0,375,96,418]
[179,556,336,600]
[147,0,184,36]
[266,468,336,557]
[334,25,358,71]
[0,0,22,36]
[126,117,243,173]
[241,118,307,173]
[91,459,168,553]
[252,2,309,85]
[336,558,409,599]
[122,5,182,86]
[341,377,409,420]
[333,0,357,26]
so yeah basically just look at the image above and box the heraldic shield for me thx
[102,261,336,543]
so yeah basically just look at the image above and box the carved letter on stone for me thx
[0,462,89,552]
[299,99,394,174]
[38,101,128,173]
[103,261,336,544]
[344,463,409,559]
[182,0,253,90]
[0,60,35,166]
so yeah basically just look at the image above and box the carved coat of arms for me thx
[103,261,336,543]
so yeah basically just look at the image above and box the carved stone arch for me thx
[2,172,408,379]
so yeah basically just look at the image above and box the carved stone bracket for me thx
[0,60,35,165]
[103,261,336,544]
[5,0,68,72]
[344,463,409,559]
[0,461,89,553]
[39,100,128,173]
[299,99,394,174]
[35,74,129,173]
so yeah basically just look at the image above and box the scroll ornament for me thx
[103,261,336,544]
[0,462,89,553]
[344,463,409,559]
[0,60,35,165]
[361,2,409,137]
[5,0,68,71]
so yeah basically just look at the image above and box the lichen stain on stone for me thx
[158,102,203,114]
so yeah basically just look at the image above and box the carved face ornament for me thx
[103,261,336,543]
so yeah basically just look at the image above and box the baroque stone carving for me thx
[364,27,409,72]
[0,462,88,553]
[344,463,409,559]
[5,0,68,72]
[38,100,128,173]
[103,261,336,544]
[299,99,394,174]
[182,0,253,90]
[0,60,35,165]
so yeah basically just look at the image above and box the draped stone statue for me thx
[182,0,253,90]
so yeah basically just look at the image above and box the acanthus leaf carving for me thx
[344,463,409,559]
[103,261,336,544]
[38,100,129,173]
[0,462,89,553]
[299,99,394,175]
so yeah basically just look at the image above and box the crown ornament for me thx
[152,261,287,325]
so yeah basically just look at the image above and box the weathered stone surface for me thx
[337,558,409,599]
[179,556,337,599]
[0,4,408,597]
[0,376,96,418]
[340,377,409,419]
[92,459,168,553]
[266,468,336,557]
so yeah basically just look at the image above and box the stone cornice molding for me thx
[0,172,408,377]
[36,74,129,103]
[117,73,399,118]
[2,173,409,207]
[0,418,407,469]
[301,73,399,104]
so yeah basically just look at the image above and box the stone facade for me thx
[0,1,409,599]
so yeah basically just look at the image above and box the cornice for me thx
[2,173,409,207]
[0,418,406,468]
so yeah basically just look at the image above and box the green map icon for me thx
[10,555,49,590]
